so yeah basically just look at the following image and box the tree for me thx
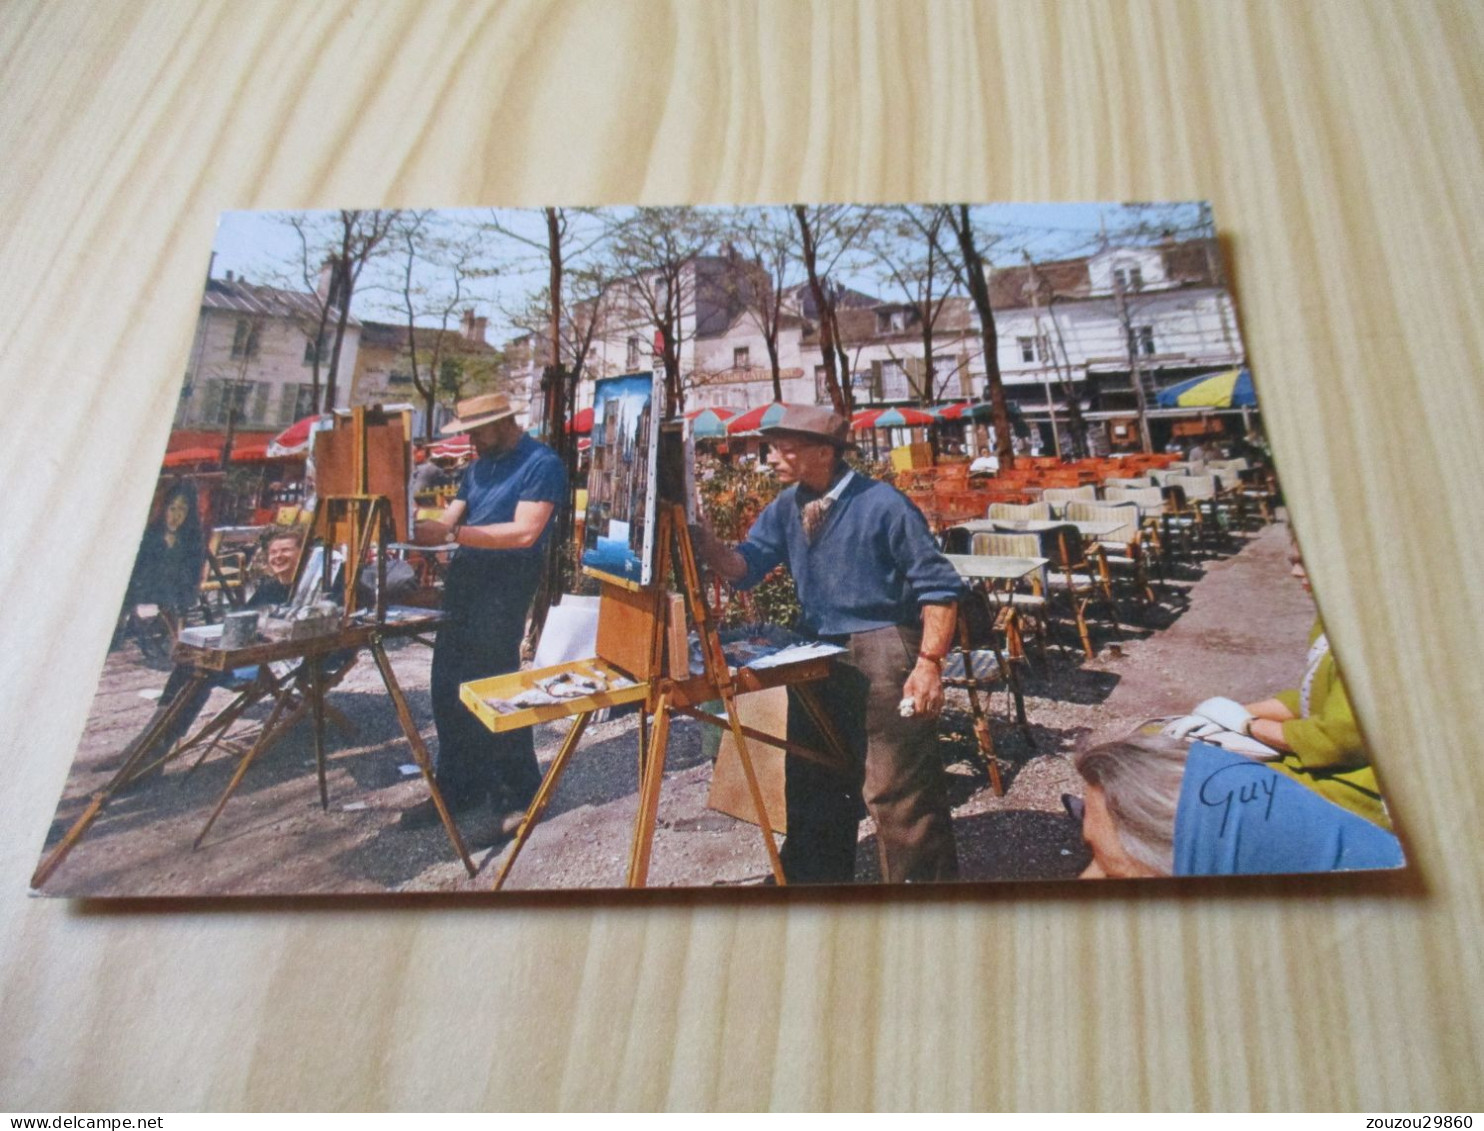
[599,206,721,417]
[791,204,874,415]
[392,211,487,440]
[935,205,1015,469]
[283,209,400,413]
[728,207,796,403]
[487,206,621,622]
[1023,253,1092,458]
[868,204,963,406]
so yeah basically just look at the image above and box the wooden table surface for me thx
[3,0,1481,1112]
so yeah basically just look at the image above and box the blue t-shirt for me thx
[1173,743,1404,876]
[454,435,567,564]
[734,472,966,635]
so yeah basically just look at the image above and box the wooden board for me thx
[705,685,788,835]
[313,419,410,543]
[4,0,1483,1112]
[594,579,665,681]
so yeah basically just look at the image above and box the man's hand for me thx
[902,658,945,719]
[413,519,451,547]
[688,520,747,582]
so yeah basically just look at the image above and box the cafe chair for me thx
[1066,500,1155,609]
[1038,522,1121,660]
[969,530,1049,664]
[1040,485,1097,518]
[943,592,1033,796]
[986,501,1051,522]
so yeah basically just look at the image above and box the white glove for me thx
[1192,696,1256,736]
[1206,730,1281,760]
[1162,715,1222,740]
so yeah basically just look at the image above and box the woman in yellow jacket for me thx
[1169,544,1390,828]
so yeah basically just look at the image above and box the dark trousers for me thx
[429,554,544,811]
[781,624,960,884]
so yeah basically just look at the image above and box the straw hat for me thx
[439,392,517,435]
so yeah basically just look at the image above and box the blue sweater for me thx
[735,472,966,636]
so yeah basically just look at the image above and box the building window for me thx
[293,382,317,418]
[879,358,910,400]
[214,380,253,425]
[1113,265,1144,292]
[303,331,330,365]
[1129,325,1156,357]
[1017,335,1050,364]
[626,336,642,370]
[814,365,829,400]
[877,309,908,334]
[388,370,413,386]
[733,346,750,370]
[231,319,261,360]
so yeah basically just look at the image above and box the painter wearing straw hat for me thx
[400,392,567,842]
[691,404,967,884]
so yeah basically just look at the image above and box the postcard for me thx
[31,201,1402,896]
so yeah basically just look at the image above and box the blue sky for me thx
[209,201,1211,344]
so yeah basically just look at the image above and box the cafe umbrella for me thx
[684,406,737,439]
[1155,367,1256,409]
[849,406,937,430]
[725,401,796,435]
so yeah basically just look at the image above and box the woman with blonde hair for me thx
[1070,729,1403,879]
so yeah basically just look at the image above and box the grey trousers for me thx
[782,624,960,884]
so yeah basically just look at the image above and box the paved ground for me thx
[33,520,1317,897]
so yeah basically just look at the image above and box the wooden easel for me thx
[468,502,848,890]
[30,410,478,889]
[191,407,472,871]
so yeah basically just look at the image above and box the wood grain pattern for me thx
[2,0,1482,1110]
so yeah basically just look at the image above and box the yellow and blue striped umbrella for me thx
[1156,367,1256,409]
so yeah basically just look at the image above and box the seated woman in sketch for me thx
[1162,538,1389,829]
[116,482,206,666]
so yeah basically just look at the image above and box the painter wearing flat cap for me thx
[694,404,966,883]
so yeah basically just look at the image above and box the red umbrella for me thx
[428,434,473,460]
[162,446,220,468]
[230,442,271,462]
[567,406,594,434]
[684,406,738,421]
[850,406,936,430]
[726,402,796,434]
[932,401,997,422]
[268,413,331,458]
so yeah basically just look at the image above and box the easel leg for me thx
[720,692,786,885]
[195,681,297,848]
[178,679,277,776]
[308,656,329,811]
[960,675,1003,798]
[637,709,649,789]
[367,637,475,878]
[626,692,672,888]
[493,711,592,891]
[30,672,213,889]
[792,684,852,769]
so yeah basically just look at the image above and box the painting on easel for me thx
[579,372,662,585]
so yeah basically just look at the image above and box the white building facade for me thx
[175,274,359,431]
